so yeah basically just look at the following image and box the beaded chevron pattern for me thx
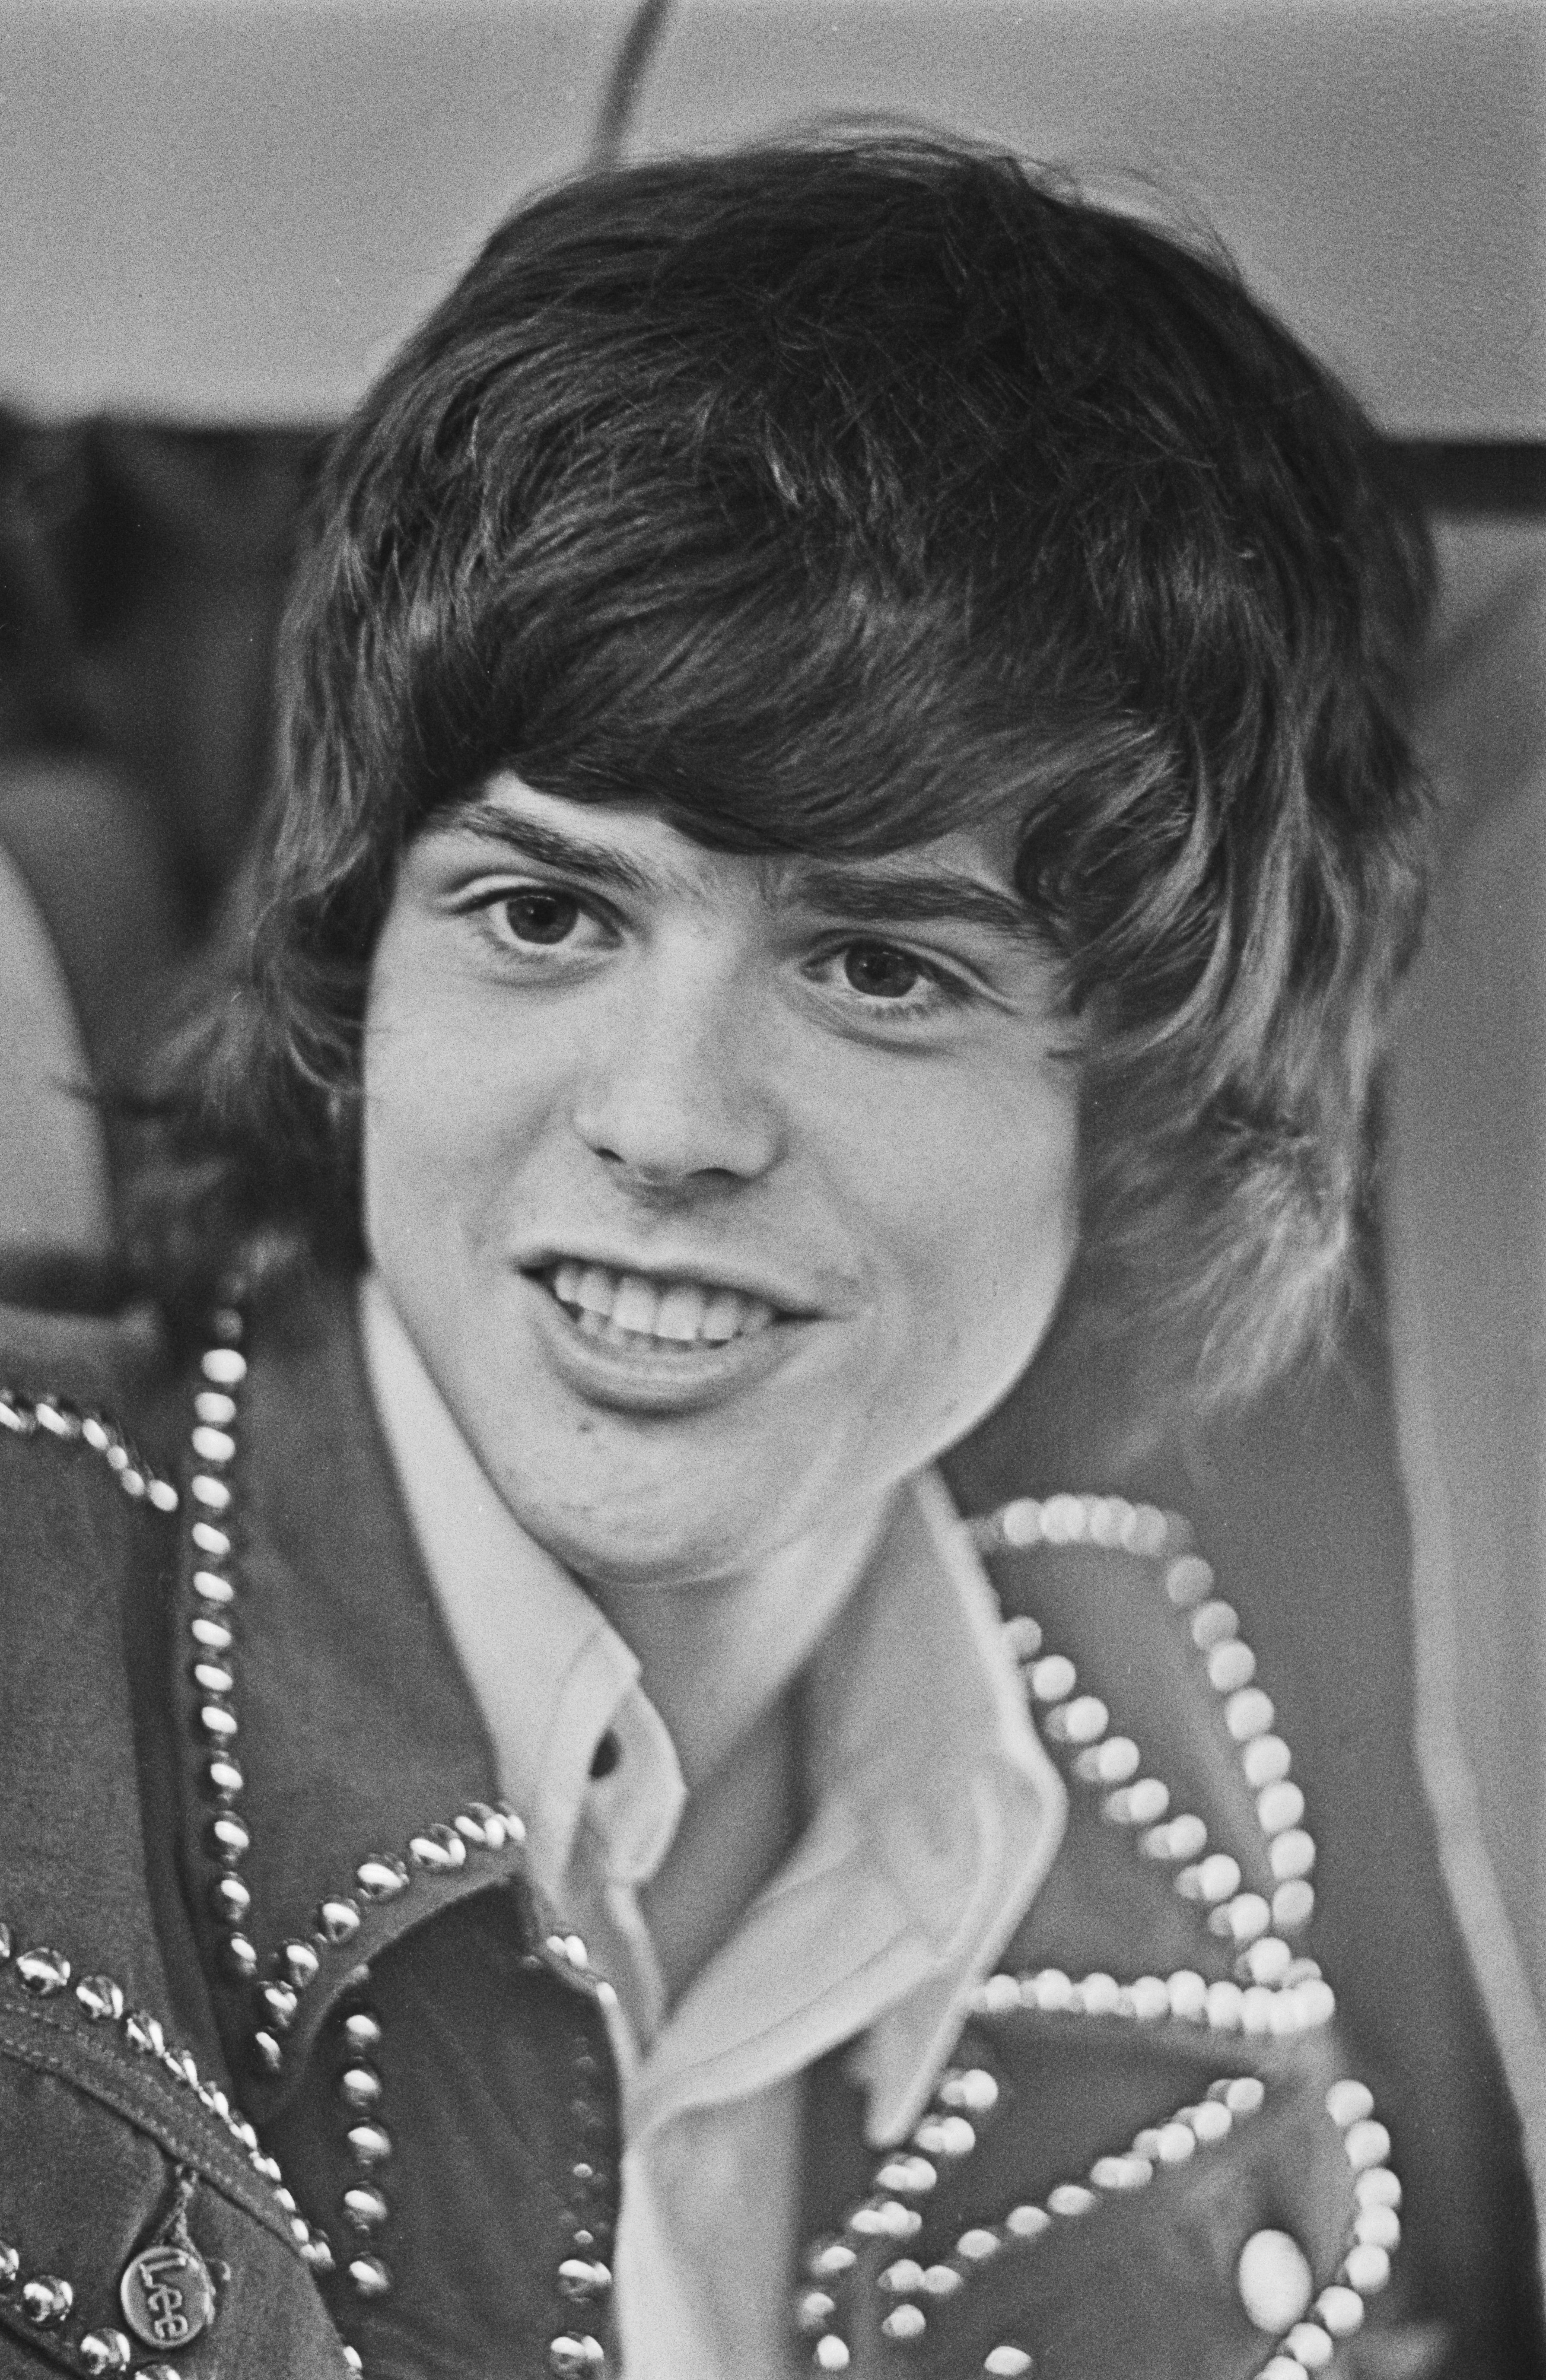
[789,1491,1403,2376]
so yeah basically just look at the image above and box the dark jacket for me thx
[0,1266,1539,2380]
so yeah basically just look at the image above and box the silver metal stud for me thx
[21,2274,73,2324]
[223,1934,259,1982]
[211,1873,251,1923]
[282,1940,321,1989]
[348,2256,391,2299]
[16,1946,70,1995]
[356,1855,410,1902]
[253,2031,283,2074]
[260,1980,299,2030]
[408,1823,467,1872]
[340,2064,382,2111]
[317,1895,363,1945]
[454,1802,506,1849]
[549,2340,606,2378]
[76,1973,126,2021]
[343,2184,389,2230]
[557,2258,612,2302]
[79,2331,134,2374]
[347,2121,392,2165]
[209,1813,250,1862]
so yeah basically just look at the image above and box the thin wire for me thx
[591,0,677,166]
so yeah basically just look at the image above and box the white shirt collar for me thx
[359,1271,1066,2147]
[359,1271,686,1895]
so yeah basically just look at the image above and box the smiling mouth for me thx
[536,1261,782,1351]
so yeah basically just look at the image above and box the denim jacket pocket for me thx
[0,1985,347,2380]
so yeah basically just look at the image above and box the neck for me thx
[583,1493,895,1792]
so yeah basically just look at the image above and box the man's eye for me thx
[493,889,582,945]
[841,940,927,999]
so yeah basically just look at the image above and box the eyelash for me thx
[461,883,974,1026]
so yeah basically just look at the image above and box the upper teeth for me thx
[547,1262,776,1344]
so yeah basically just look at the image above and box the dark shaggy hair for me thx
[126,132,1433,1418]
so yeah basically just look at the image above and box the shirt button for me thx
[589,1731,621,1781]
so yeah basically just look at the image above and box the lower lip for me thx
[522,1276,815,1415]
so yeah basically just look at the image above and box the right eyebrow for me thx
[785,862,1038,944]
[426,801,664,899]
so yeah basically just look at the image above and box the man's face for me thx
[361,775,1079,1590]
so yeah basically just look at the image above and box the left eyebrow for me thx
[781,862,1038,943]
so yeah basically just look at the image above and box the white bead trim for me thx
[972,1964,1336,2037]
[967,1495,1191,1560]
[801,2070,1271,2370]
[0,1388,180,1512]
[976,1489,1321,1968]
[1248,2078,1401,2378]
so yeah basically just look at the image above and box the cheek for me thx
[360,935,543,1258]
[867,1068,1080,1388]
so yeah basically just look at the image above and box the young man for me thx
[0,138,1538,2379]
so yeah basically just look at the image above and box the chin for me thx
[529,1500,757,1594]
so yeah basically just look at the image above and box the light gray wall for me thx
[1385,517,1546,2201]
[0,0,1541,432]
[636,0,1546,439]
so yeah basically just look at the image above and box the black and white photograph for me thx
[0,4,1542,2376]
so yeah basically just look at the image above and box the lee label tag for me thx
[120,2241,216,2348]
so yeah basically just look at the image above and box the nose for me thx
[570,940,783,1196]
